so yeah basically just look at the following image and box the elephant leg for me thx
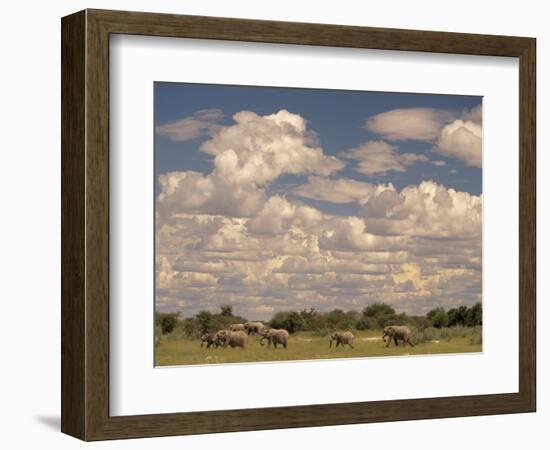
[283,342,287,349]
[273,341,277,349]
[386,338,391,348]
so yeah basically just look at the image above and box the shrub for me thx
[448,306,469,327]
[156,312,180,335]
[427,308,449,328]
[177,306,249,338]
[363,303,395,317]
[465,303,482,327]
[355,316,376,330]
[220,305,233,317]
[269,311,306,333]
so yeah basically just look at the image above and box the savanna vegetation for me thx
[155,303,482,366]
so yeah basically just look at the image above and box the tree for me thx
[363,303,395,317]
[362,303,398,328]
[156,312,180,334]
[220,305,233,317]
[465,303,482,326]
[427,308,449,328]
[355,316,375,330]
[269,311,306,333]
[195,310,214,334]
[457,305,469,326]
[447,308,459,327]
[299,308,322,331]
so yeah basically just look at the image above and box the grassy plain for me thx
[155,328,482,366]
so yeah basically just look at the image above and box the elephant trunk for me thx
[260,336,266,346]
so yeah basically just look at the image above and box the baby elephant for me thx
[260,328,289,349]
[382,325,415,347]
[200,333,217,349]
[329,331,355,348]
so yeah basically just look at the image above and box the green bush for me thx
[158,302,483,339]
[427,308,449,328]
[269,311,306,333]
[363,303,395,317]
[466,303,482,326]
[355,316,376,330]
[156,312,180,335]
[176,307,249,338]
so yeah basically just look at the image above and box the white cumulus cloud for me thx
[156,108,224,141]
[291,175,393,204]
[339,140,428,176]
[435,120,482,168]
[365,108,456,141]
[157,110,345,218]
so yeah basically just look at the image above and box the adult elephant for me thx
[329,331,355,348]
[213,330,228,348]
[229,323,245,332]
[382,325,415,347]
[244,321,265,335]
[260,328,289,349]
[217,330,248,349]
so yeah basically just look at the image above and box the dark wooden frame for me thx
[61,8,536,441]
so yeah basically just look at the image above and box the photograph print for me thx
[154,82,482,366]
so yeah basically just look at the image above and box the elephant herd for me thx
[200,323,415,350]
[200,322,289,349]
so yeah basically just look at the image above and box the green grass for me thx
[155,328,482,366]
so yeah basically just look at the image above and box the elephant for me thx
[229,323,246,332]
[244,321,265,335]
[217,330,248,348]
[329,331,355,348]
[382,325,415,347]
[213,330,228,347]
[260,328,289,349]
[200,333,217,349]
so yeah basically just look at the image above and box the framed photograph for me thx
[61,9,536,440]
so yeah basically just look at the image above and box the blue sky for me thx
[154,82,483,318]
[155,83,481,205]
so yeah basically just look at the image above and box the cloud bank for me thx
[156,109,482,319]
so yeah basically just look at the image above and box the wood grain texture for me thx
[61,10,86,439]
[61,8,537,441]
[518,39,536,410]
